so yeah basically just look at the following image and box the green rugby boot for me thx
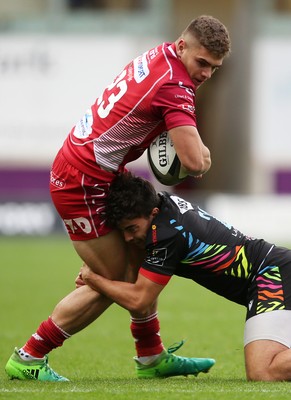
[5,348,69,382]
[135,341,215,378]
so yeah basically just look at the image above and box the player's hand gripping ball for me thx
[147,131,188,186]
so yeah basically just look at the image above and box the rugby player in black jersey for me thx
[80,172,291,381]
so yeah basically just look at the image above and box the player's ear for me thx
[151,207,159,217]
[176,38,186,57]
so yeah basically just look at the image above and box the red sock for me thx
[130,312,164,357]
[22,317,70,358]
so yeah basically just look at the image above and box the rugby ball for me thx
[147,131,188,186]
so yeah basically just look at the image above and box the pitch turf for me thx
[1,236,291,399]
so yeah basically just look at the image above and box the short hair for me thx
[105,172,160,228]
[182,15,231,58]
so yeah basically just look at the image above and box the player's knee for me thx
[247,368,281,382]
[130,306,154,319]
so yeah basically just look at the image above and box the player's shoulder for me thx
[158,191,174,209]
[146,43,175,72]
[147,43,188,75]
[157,192,197,221]
[153,44,195,95]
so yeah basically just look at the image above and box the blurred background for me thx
[1,0,291,242]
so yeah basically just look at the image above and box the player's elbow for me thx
[180,145,211,176]
[182,156,211,176]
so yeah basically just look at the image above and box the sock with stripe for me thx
[18,316,71,360]
[130,312,165,364]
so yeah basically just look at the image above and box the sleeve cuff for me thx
[140,267,172,285]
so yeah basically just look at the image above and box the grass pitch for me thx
[1,236,291,399]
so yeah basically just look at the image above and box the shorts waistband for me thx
[59,147,123,182]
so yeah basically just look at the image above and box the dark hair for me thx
[105,172,160,228]
[183,15,231,58]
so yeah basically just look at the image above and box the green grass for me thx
[1,236,291,399]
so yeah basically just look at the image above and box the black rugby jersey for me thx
[140,192,274,306]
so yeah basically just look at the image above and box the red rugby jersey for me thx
[62,42,197,177]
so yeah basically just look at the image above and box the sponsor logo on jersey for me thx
[148,47,159,60]
[170,195,193,214]
[151,224,158,245]
[73,109,93,139]
[146,248,167,267]
[50,171,66,189]
[178,104,195,113]
[175,94,193,101]
[133,52,149,83]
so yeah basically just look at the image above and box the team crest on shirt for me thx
[145,248,167,267]
[178,81,195,97]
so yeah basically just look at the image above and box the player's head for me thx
[176,15,231,87]
[186,15,230,59]
[183,15,231,59]
[106,172,160,229]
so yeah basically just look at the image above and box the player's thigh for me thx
[73,229,128,280]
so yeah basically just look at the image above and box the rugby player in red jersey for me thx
[6,15,230,381]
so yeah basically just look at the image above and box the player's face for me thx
[176,37,223,87]
[118,209,158,249]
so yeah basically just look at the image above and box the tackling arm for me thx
[80,264,165,315]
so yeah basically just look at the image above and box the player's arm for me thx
[80,264,165,315]
[169,125,211,177]
[125,243,145,283]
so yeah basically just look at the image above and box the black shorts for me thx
[246,245,291,320]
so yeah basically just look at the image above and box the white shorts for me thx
[244,310,291,348]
